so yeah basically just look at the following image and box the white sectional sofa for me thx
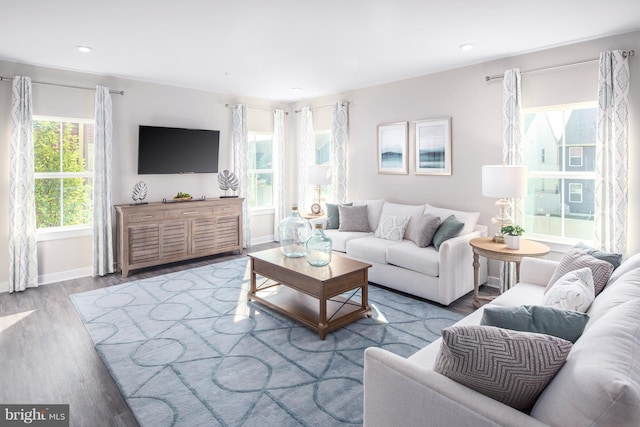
[363,254,640,427]
[315,199,488,306]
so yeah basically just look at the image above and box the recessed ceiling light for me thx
[76,45,92,53]
[459,44,474,51]
[292,87,302,92]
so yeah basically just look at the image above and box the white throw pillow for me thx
[543,267,595,312]
[374,214,409,242]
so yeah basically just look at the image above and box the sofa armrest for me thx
[364,347,548,427]
[519,257,559,287]
[436,225,488,305]
[309,217,328,228]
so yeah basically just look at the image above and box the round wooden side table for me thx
[469,236,550,308]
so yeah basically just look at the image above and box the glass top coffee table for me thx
[248,248,372,340]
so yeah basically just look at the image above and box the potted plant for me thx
[500,225,524,249]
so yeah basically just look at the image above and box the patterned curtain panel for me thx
[9,76,38,293]
[93,85,115,276]
[331,102,349,204]
[297,107,315,210]
[595,51,629,257]
[231,104,251,248]
[273,109,286,242]
[501,68,523,290]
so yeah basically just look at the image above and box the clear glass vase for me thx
[279,204,312,258]
[305,223,332,266]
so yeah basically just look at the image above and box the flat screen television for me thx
[137,125,220,174]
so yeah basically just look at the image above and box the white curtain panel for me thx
[297,107,315,210]
[9,76,38,293]
[231,104,251,248]
[331,102,349,204]
[595,51,630,257]
[501,68,523,290]
[93,85,115,276]
[273,109,286,241]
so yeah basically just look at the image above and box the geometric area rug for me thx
[70,257,463,427]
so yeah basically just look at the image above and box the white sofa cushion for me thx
[490,282,546,307]
[424,204,480,236]
[531,298,640,427]
[386,242,439,277]
[380,202,426,240]
[322,229,370,253]
[375,214,410,241]
[346,235,400,265]
[586,268,640,327]
[542,267,595,313]
[353,199,385,232]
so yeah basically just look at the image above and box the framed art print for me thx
[377,122,408,174]
[414,117,452,175]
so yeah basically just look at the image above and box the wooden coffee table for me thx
[248,248,372,340]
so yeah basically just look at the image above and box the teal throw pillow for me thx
[432,215,464,251]
[326,202,352,229]
[480,305,589,343]
[575,242,622,269]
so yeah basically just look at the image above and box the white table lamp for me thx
[482,165,527,242]
[307,165,332,214]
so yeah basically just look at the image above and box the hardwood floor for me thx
[0,243,494,427]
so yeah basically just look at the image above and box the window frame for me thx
[568,146,583,167]
[247,131,274,213]
[33,115,95,241]
[569,182,583,203]
[522,102,597,245]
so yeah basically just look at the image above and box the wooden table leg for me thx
[248,258,256,301]
[472,251,480,308]
[319,296,327,340]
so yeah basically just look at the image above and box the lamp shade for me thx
[482,165,527,198]
[307,165,332,185]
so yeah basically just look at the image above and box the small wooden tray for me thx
[173,197,193,202]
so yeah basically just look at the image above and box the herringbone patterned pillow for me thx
[545,248,614,295]
[434,325,572,410]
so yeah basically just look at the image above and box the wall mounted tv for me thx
[137,125,220,174]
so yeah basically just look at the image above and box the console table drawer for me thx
[128,211,166,222]
[213,204,241,215]
[166,207,213,218]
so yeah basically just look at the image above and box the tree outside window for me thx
[33,117,94,229]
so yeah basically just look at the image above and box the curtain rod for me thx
[294,102,350,113]
[484,49,635,82]
[225,103,289,115]
[0,75,125,95]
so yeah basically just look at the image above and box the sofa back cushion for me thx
[379,202,426,240]
[424,204,480,236]
[531,298,640,426]
[586,268,640,327]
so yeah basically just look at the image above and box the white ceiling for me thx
[2,0,640,102]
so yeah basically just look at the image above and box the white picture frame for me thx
[414,117,452,175]
[377,122,408,175]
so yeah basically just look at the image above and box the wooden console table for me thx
[470,237,549,308]
[115,198,243,277]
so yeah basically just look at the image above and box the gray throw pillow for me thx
[545,248,614,296]
[326,202,352,229]
[410,214,441,248]
[432,215,464,251]
[434,325,572,411]
[574,242,622,269]
[481,305,589,343]
[338,205,370,232]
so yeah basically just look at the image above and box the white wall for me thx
[1,29,638,289]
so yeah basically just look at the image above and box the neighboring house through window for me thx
[247,132,273,210]
[522,103,596,242]
[33,116,94,235]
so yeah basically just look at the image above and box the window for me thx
[569,147,583,167]
[569,183,583,203]
[523,103,596,242]
[314,130,331,200]
[33,117,94,231]
[247,132,273,209]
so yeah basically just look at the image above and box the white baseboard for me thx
[0,267,93,294]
